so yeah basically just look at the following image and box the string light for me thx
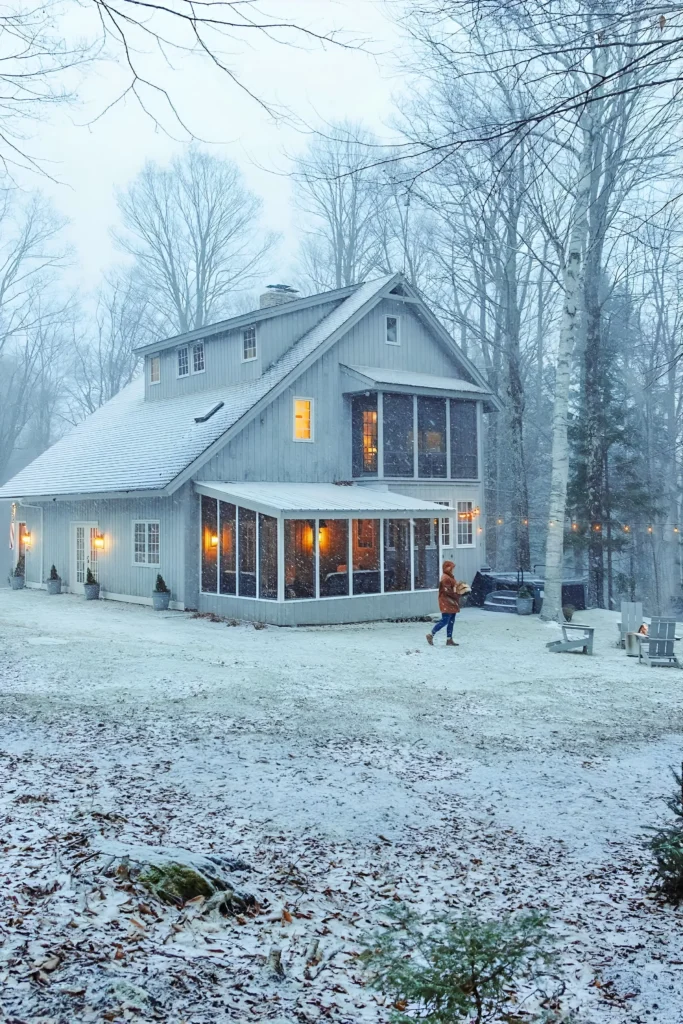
[648,525,653,533]
[624,525,630,533]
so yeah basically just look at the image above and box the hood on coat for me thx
[442,560,455,575]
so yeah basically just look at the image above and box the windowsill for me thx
[191,369,206,375]
[242,355,258,363]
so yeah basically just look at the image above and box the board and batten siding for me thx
[16,487,193,607]
[145,299,343,401]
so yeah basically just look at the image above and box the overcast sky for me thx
[25,1,406,296]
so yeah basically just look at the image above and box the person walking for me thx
[426,560,460,647]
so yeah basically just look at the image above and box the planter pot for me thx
[46,579,62,596]
[516,596,534,616]
[84,582,100,601]
[152,590,171,611]
[10,575,25,590]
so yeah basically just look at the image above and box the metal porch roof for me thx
[340,365,496,405]
[196,482,447,519]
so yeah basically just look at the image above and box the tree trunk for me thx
[541,128,592,622]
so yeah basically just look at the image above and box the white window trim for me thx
[435,500,453,548]
[132,520,161,567]
[191,341,205,375]
[242,325,258,362]
[385,314,400,346]
[149,355,161,385]
[177,345,189,378]
[456,501,475,548]
[293,397,314,442]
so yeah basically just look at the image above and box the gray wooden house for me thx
[0,273,499,624]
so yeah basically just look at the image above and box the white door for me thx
[71,523,99,593]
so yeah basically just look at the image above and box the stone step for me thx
[483,590,519,614]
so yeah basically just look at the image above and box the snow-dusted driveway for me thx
[2,589,683,1022]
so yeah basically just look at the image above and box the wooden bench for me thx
[547,623,595,655]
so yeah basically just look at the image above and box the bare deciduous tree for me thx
[115,148,276,335]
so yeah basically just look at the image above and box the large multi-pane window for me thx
[238,507,257,597]
[353,519,380,594]
[451,400,478,478]
[200,497,218,591]
[413,518,439,590]
[383,393,414,477]
[219,501,236,595]
[285,520,315,599]
[259,514,278,599]
[351,394,378,476]
[353,392,478,480]
[319,519,349,597]
[383,519,411,592]
[417,397,447,478]
[133,520,160,566]
[456,501,475,547]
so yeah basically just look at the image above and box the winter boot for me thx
[446,638,458,647]
[426,633,434,646]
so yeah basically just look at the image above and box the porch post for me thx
[277,516,285,602]
[377,392,384,479]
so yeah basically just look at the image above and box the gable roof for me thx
[340,365,498,408]
[0,273,497,501]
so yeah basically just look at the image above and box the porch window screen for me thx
[383,393,414,477]
[259,514,278,600]
[417,397,447,478]
[201,496,218,592]
[450,400,478,478]
[285,519,315,599]
[219,501,236,594]
[319,519,349,597]
[383,519,411,592]
[351,393,378,476]
[238,507,257,597]
[413,518,439,590]
[352,519,380,594]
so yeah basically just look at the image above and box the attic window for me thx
[177,346,189,377]
[385,315,400,346]
[242,325,257,361]
[192,341,205,374]
[194,401,224,424]
[149,355,160,385]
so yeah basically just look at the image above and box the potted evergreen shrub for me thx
[10,555,25,590]
[84,567,100,600]
[152,574,171,611]
[46,565,62,596]
[516,585,534,615]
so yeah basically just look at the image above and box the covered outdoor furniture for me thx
[617,601,643,648]
[546,623,595,655]
[638,618,681,668]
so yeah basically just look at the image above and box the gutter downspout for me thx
[20,502,44,586]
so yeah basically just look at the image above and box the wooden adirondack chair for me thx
[618,601,643,648]
[546,623,595,655]
[638,618,681,668]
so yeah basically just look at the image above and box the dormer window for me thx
[385,315,400,345]
[242,325,257,361]
[192,341,205,374]
[177,346,189,377]
[149,355,160,385]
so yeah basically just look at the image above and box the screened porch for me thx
[196,482,446,605]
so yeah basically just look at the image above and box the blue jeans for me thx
[432,613,456,638]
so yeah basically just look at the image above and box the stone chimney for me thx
[259,284,300,309]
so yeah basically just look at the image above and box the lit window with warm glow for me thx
[293,398,313,441]
[149,355,160,385]
[362,410,378,472]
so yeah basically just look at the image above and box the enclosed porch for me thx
[196,482,447,625]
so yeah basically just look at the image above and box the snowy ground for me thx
[2,589,683,1023]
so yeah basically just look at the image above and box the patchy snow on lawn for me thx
[1,590,683,1023]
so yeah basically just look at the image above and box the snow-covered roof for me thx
[341,365,492,398]
[196,481,448,518]
[0,276,396,500]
